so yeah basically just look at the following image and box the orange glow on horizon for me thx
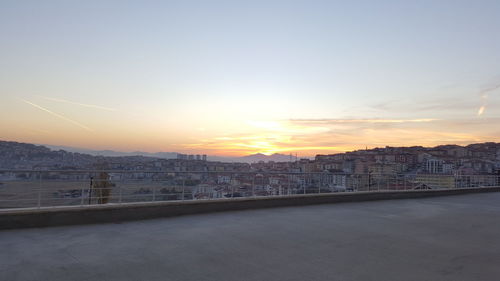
[178,118,497,157]
[2,100,499,157]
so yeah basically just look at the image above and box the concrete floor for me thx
[1,193,500,281]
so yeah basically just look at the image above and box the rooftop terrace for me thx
[1,192,500,281]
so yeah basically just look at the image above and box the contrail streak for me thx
[479,84,500,97]
[477,83,500,116]
[41,96,117,111]
[477,106,485,116]
[21,99,93,132]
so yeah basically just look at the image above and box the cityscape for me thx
[3,140,500,176]
[1,140,499,205]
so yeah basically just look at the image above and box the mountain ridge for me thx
[42,144,295,163]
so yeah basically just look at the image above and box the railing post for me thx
[182,178,189,200]
[80,184,85,206]
[288,174,291,195]
[37,171,42,208]
[303,174,306,195]
[119,185,122,203]
[88,173,93,205]
[152,186,156,202]
[252,175,255,197]
[318,174,321,194]
[231,173,234,198]
[181,179,185,200]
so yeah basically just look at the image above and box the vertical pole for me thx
[152,186,156,202]
[118,173,123,203]
[181,179,185,200]
[303,174,306,195]
[288,174,291,195]
[318,174,321,194]
[183,178,189,200]
[252,175,255,197]
[80,184,85,206]
[231,173,234,198]
[88,174,93,205]
[367,173,370,192]
[37,171,42,209]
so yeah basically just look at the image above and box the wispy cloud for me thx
[477,83,500,116]
[368,88,500,116]
[180,117,498,156]
[21,99,93,132]
[290,118,438,124]
[41,96,117,111]
[247,120,329,134]
[477,105,486,116]
[478,83,500,96]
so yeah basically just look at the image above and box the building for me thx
[426,159,443,174]
[415,174,455,189]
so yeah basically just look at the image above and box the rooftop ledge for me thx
[1,187,499,230]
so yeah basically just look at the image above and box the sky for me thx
[1,0,499,156]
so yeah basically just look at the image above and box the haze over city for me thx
[1,0,499,156]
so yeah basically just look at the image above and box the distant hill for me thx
[44,144,179,159]
[235,153,293,163]
[42,144,295,163]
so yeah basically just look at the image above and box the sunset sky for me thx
[1,0,499,156]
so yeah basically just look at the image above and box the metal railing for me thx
[0,170,498,210]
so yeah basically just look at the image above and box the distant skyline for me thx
[1,0,500,156]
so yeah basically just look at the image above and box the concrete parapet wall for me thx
[1,187,499,230]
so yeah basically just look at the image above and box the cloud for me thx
[179,117,499,156]
[289,118,438,124]
[21,99,93,132]
[368,92,498,116]
[369,98,472,112]
[247,120,330,135]
[477,106,486,116]
[478,83,500,96]
[477,83,500,116]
